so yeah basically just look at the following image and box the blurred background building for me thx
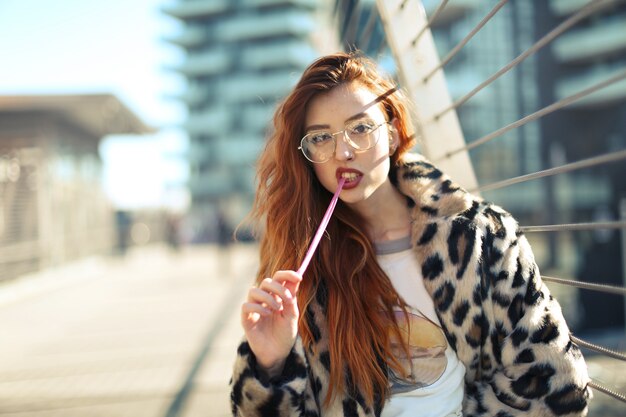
[425,0,626,332]
[0,0,624,332]
[537,0,626,330]
[0,94,152,281]
[162,0,339,242]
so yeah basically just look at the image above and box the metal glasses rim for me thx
[298,121,390,163]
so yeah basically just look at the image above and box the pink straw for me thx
[296,177,346,276]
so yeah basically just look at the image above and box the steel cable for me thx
[411,0,450,47]
[588,381,626,403]
[358,6,379,50]
[542,275,626,296]
[471,149,626,193]
[341,0,361,47]
[438,69,626,160]
[423,0,510,83]
[571,335,626,362]
[433,0,614,119]
[521,221,626,233]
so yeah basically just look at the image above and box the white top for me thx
[376,237,465,417]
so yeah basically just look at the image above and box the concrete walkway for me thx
[0,244,254,417]
[0,243,624,416]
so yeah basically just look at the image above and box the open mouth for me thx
[340,172,360,182]
[336,168,363,189]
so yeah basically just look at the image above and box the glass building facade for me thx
[162,0,338,240]
[425,0,626,330]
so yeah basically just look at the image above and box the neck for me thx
[350,181,411,242]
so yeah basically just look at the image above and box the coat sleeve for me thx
[463,207,592,417]
[230,337,317,417]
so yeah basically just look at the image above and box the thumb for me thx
[278,270,301,298]
[281,287,299,319]
[283,279,300,298]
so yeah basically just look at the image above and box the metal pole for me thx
[621,198,626,335]
[375,0,478,191]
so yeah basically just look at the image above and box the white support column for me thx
[376,0,478,191]
[621,198,626,334]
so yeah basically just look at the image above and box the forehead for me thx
[305,82,384,127]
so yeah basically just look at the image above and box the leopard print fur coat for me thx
[230,153,591,417]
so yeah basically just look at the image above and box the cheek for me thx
[368,131,391,159]
[313,165,334,188]
[369,144,392,169]
[367,149,393,183]
[312,165,322,180]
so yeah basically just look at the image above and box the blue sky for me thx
[0,0,188,209]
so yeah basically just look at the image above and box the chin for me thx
[342,190,373,206]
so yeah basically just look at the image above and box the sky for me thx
[0,0,188,210]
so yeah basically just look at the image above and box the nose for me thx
[334,134,354,161]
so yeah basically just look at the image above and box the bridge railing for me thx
[337,0,626,405]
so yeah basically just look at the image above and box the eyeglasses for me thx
[298,118,389,163]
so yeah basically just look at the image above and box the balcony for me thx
[168,88,209,106]
[556,66,626,107]
[550,0,593,17]
[242,104,276,132]
[240,0,317,8]
[213,135,265,165]
[218,70,299,103]
[552,17,626,63]
[216,10,314,41]
[170,49,231,77]
[240,41,317,70]
[188,157,258,197]
[233,166,257,194]
[162,0,230,20]
[188,169,234,197]
[162,26,206,48]
[187,134,264,166]
[184,106,231,135]
[550,0,620,18]
[186,140,212,163]
[423,0,480,26]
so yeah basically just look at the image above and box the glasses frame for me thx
[298,120,390,163]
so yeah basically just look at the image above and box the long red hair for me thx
[248,52,416,407]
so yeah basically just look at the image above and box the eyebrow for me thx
[305,112,372,133]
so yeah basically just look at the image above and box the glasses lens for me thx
[301,132,334,163]
[345,119,380,150]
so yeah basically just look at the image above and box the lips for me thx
[336,168,363,190]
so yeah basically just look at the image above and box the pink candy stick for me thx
[296,177,346,276]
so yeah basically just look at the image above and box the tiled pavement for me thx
[0,243,624,416]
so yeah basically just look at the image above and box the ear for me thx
[388,118,400,154]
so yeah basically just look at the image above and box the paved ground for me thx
[0,244,254,417]
[0,243,624,417]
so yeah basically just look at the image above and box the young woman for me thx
[230,52,591,417]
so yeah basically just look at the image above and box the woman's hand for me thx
[241,270,302,377]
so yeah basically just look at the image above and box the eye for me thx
[307,132,333,145]
[348,120,377,135]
